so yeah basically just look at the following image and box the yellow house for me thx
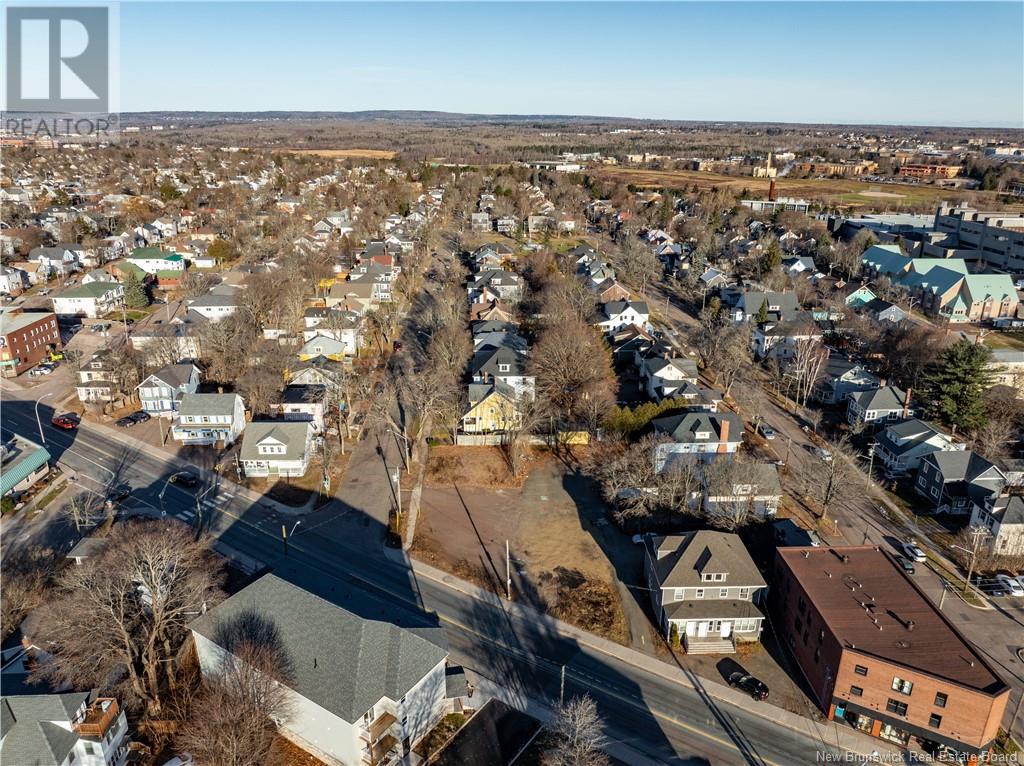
[461,382,521,434]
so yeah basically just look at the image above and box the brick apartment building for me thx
[0,309,61,377]
[772,546,1009,759]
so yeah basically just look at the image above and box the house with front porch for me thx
[240,421,314,478]
[971,493,1024,557]
[75,349,117,404]
[651,412,744,470]
[847,385,915,428]
[137,363,201,416]
[873,418,965,475]
[816,358,880,405]
[915,450,1005,516]
[644,531,767,653]
[172,393,246,447]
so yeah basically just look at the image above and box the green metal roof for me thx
[1,436,51,496]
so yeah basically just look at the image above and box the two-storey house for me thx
[137,362,201,416]
[75,349,117,403]
[0,693,131,766]
[644,531,767,654]
[915,451,1005,516]
[239,421,314,478]
[651,412,744,470]
[172,393,246,447]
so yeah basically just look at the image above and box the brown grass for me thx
[591,167,1021,210]
[425,445,538,488]
[286,148,397,159]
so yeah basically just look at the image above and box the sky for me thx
[117,2,1023,127]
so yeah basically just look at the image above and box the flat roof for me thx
[777,546,1006,696]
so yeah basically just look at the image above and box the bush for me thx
[669,622,680,649]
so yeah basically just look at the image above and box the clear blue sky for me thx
[120,2,1023,127]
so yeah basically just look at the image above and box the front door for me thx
[697,621,709,638]
[721,621,732,638]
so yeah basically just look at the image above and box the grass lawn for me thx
[983,332,1024,351]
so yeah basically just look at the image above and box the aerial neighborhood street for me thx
[1,3,1023,766]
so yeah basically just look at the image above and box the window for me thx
[934,692,947,708]
[850,686,863,697]
[719,588,728,598]
[891,677,913,695]
[886,699,908,716]
[695,588,705,599]
[928,714,942,728]
[854,665,868,677]
[739,588,750,600]
[84,743,96,755]
[673,588,683,601]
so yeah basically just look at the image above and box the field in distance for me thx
[286,148,397,159]
[591,166,1021,211]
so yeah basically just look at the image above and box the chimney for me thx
[902,387,912,419]
[718,418,730,453]
[768,180,777,202]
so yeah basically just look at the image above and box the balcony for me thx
[362,734,398,766]
[73,698,120,738]
[361,711,397,743]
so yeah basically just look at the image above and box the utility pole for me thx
[784,436,793,467]
[505,539,512,600]
[865,442,876,488]
[963,525,987,595]
[560,664,566,706]
[281,524,288,557]
[938,582,949,611]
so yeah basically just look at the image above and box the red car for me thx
[51,415,78,430]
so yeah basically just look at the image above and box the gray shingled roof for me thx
[239,421,311,463]
[849,385,909,412]
[178,392,240,418]
[0,693,90,766]
[190,574,448,723]
[648,531,765,589]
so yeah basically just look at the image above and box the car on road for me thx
[995,574,1024,597]
[728,672,769,701]
[169,471,200,488]
[38,288,50,296]
[28,363,55,376]
[761,425,775,440]
[51,414,78,430]
[894,554,916,575]
[105,484,131,506]
[902,541,927,563]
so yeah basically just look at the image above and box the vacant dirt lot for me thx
[286,148,397,159]
[413,455,629,643]
[425,445,541,489]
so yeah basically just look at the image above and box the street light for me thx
[281,520,301,556]
[387,427,411,470]
[34,392,53,445]
[194,483,217,532]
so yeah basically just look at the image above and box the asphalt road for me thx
[0,394,859,766]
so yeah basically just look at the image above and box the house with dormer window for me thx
[239,421,313,478]
[172,393,246,447]
[643,531,767,653]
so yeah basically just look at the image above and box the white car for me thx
[902,542,927,563]
[996,574,1024,597]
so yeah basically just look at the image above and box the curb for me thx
[391,548,900,760]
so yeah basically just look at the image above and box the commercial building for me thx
[929,204,1024,272]
[0,433,51,498]
[897,165,960,180]
[772,546,1009,758]
[0,309,61,377]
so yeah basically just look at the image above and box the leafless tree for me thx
[60,492,106,533]
[33,520,224,716]
[175,609,293,766]
[702,457,758,530]
[788,335,827,407]
[814,436,860,522]
[545,695,609,766]
[1,546,58,641]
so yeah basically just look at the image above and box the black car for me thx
[728,672,769,701]
[169,471,199,488]
[129,411,151,423]
[894,554,916,575]
[115,415,138,428]
[105,484,131,505]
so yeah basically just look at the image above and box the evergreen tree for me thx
[756,298,769,325]
[123,271,149,309]
[921,340,995,432]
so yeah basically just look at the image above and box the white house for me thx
[172,393,246,446]
[597,300,650,333]
[186,287,240,322]
[0,266,29,295]
[640,355,698,400]
[652,412,744,470]
[125,247,186,274]
[279,384,327,433]
[240,421,314,478]
[51,282,125,319]
[190,574,451,766]
[970,494,1024,557]
[644,531,767,653]
[0,692,131,766]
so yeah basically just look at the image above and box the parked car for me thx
[130,410,151,423]
[995,574,1024,597]
[761,425,776,440]
[728,672,769,701]
[28,363,55,376]
[169,471,199,488]
[813,447,832,463]
[894,554,915,575]
[51,414,78,430]
[115,414,139,428]
[38,288,50,296]
[902,541,927,563]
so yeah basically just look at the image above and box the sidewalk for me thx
[393,549,902,762]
